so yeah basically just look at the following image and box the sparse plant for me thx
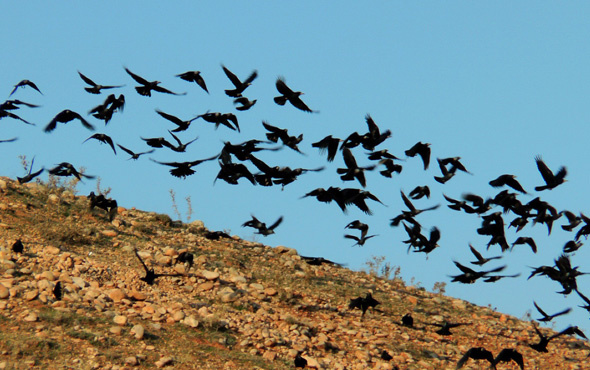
[95,177,112,197]
[185,195,193,222]
[169,189,181,220]
[362,255,402,282]
[432,281,446,295]
[18,154,29,173]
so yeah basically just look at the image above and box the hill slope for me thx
[0,177,587,369]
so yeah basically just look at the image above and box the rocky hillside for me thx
[0,177,587,370]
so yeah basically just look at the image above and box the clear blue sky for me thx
[2,2,590,336]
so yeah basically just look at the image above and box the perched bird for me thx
[17,157,44,184]
[233,96,257,111]
[83,133,117,154]
[469,244,502,266]
[78,71,124,94]
[349,293,380,317]
[150,155,217,178]
[221,65,257,97]
[155,109,199,132]
[174,251,194,271]
[456,347,495,369]
[401,313,414,327]
[534,155,567,191]
[489,174,527,193]
[533,301,571,322]
[9,79,43,97]
[117,144,154,160]
[242,215,283,236]
[176,70,208,93]
[300,256,345,267]
[294,353,307,368]
[12,239,24,254]
[381,350,393,361]
[88,191,118,221]
[274,77,316,112]
[405,142,431,170]
[124,67,185,96]
[312,135,341,162]
[45,110,94,132]
[494,348,524,370]
[52,281,62,301]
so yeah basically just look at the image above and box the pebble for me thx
[0,285,8,299]
[201,270,220,281]
[113,315,127,325]
[131,324,144,339]
[155,357,173,368]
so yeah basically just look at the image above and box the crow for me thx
[242,215,283,236]
[53,281,62,301]
[49,162,94,180]
[469,244,502,266]
[150,155,217,178]
[378,158,403,178]
[294,353,307,368]
[124,67,185,96]
[561,211,583,232]
[456,347,495,369]
[0,99,41,110]
[17,156,44,184]
[400,190,440,217]
[529,324,559,352]
[300,256,345,267]
[535,155,567,191]
[337,147,375,187]
[0,137,17,143]
[489,174,527,193]
[133,249,182,285]
[409,185,430,200]
[405,142,431,170]
[233,96,257,111]
[89,94,125,124]
[83,133,117,154]
[0,110,34,126]
[434,157,457,184]
[9,79,43,97]
[349,293,380,317]
[533,301,571,322]
[558,325,587,339]
[45,110,94,132]
[221,65,257,97]
[344,233,377,247]
[381,350,393,361]
[312,135,341,162]
[88,191,118,221]
[155,109,199,132]
[511,236,538,254]
[401,313,414,327]
[563,240,583,253]
[12,239,24,254]
[165,130,199,153]
[450,261,506,284]
[174,251,194,271]
[493,348,524,370]
[345,220,369,239]
[197,112,239,132]
[78,71,124,94]
[430,320,471,335]
[117,144,154,160]
[262,121,304,153]
[274,77,316,113]
[176,70,208,93]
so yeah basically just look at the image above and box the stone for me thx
[201,270,219,281]
[124,356,138,366]
[155,357,173,368]
[131,324,145,339]
[108,289,126,302]
[0,284,8,299]
[24,312,38,322]
[24,290,38,301]
[40,271,57,281]
[45,246,61,255]
[113,315,127,325]
[101,229,118,237]
[183,316,199,328]
[262,350,277,361]
[110,326,122,335]
[198,282,215,291]
[128,291,147,301]
[171,311,185,322]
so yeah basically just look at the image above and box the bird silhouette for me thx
[155,109,199,132]
[312,135,341,162]
[133,249,182,285]
[83,133,117,154]
[233,96,257,111]
[45,110,94,132]
[116,144,154,160]
[533,301,571,322]
[489,174,527,193]
[48,162,94,180]
[262,121,304,153]
[9,79,43,97]
[78,71,124,94]
[450,261,506,284]
[344,233,377,247]
[405,142,431,170]
[150,155,217,178]
[197,112,240,132]
[349,293,380,317]
[176,70,208,93]
[17,156,44,184]
[469,244,502,266]
[221,64,257,97]
[300,256,345,267]
[124,67,185,96]
[456,347,495,369]
[242,215,283,236]
[430,320,471,335]
[174,251,194,271]
[535,155,567,191]
[274,77,316,113]
[12,239,24,254]
[493,348,524,370]
[52,281,62,301]
[337,147,376,187]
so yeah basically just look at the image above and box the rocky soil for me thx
[0,177,588,369]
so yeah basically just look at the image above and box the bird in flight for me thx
[176,70,208,93]
[78,71,124,94]
[124,67,185,97]
[349,293,380,317]
[534,155,567,191]
[456,347,495,369]
[405,142,431,170]
[221,64,257,98]
[133,248,182,285]
[83,133,117,154]
[17,156,44,184]
[117,144,154,160]
[44,110,95,133]
[533,301,571,323]
[274,77,317,113]
[242,215,283,236]
[49,162,95,180]
[150,155,218,179]
[9,79,43,97]
[155,110,199,132]
[489,174,527,193]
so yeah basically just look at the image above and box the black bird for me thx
[312,135,341,162]
[381,350,393,361]
[300,256,345,267]
[174,251,194,271]
[489,174,527,193]
[17,157,44,184]
[9,79,43,96]
[124,67,185,96]
[494,348,524,370]
[361,114,391,151]
[434,157,457,184]
[166,131,199,153]
[378,158,403,178]
[0,110,34,125]
[345,220,369,239]
[294,353,307,368]
[482,273,521,283]
[215,155,257,186]
[88,192,118,221]
[469,244,502,266]
[221,65,257,97]
[366,149,401,161]
[45,110,94,132]
[534,155,567,191]
[303,187,384,215]
[450,261,506,284]
[141,136,175,149]
[558,325,587,339]
[439,156,470,174]
[0,137,17,143]
[89,94,125,124]
[563,240,583,253]
[117,144,154,160]
[52,281,62,301]
[405,142,431,170]
[83,133,117,154]
[0,99,41,110]
[349,293,380,317]
[529,324,559,352]
[176,70,208,93]
[78,71,124,94]
[533,301,571,322]
[12,239,24,254]
[274,77,316,113]
[401,313,414,327]
[134,248,182,285]
[456,347,495,369]
[242,215,283,236]
[233,96,257,111]
[412,227,441,255]
[344,233,377,247]
[150,155,217,178]
[155,109,199,132]
[400,190,440,217]
[561,211,583,232]
[337,147,375,187]
[262,121,303,153]
[409,186,430,200]
[430,320,471,336]
[49,162,95,180]
[197,111,240,132]
[511,236,538,254]
[203,230,231,240]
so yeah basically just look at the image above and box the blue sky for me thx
[2,2,590,336]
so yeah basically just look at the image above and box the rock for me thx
[24,290,38,301]
[110,326,122,335]
[263,350,277,361]
[108,289,126,302]
[171,311,185,322]
[124,356,138,366]
[45,246,61,255]
[24,312,38,322]
[0,284,8,299]
[198,282,215,291]
[71,277,86,289]
[101,229,118,237]
[113,315,127,326]
[264,288,278,296]
[131,324,145,339]
[183,316,199,328]
[47,194,60,204]
[155,357,173,368]
[40,271,57,281]
[201,270,219,281]
[249,283,264,291]
[128,291,147,301]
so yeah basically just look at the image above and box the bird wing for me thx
[469,244,485,263]
[78,71,97,87]
[454,261,476,274]
[156,110,184,126]
[153,85,185,95]
[221,65,242,87]
[533,301,548,318]
[275,77,294,96]
[244,70,258,85]
[342,147,359,169]
[535,156,554,184]
[124,67,150,85]
[400,190,416,213]
[268,216,283,230]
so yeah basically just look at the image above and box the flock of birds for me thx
[2,65,590,368]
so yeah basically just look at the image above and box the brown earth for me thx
[0,177,588,369]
